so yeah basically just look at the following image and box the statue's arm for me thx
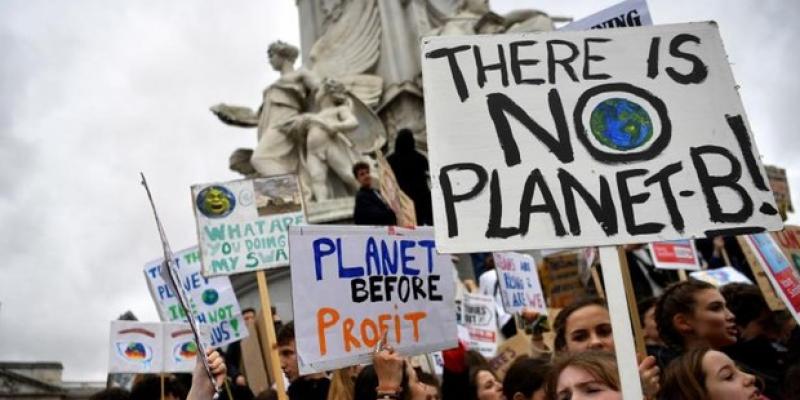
[210,103,260,128]
[326,107,359,132]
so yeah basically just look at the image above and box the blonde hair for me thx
[545,351,620,399]
[327,367,357,400]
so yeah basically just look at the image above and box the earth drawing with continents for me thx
[590,98,653,151]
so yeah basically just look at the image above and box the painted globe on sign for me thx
[589,98,653,151]
[124,342,147,359]
[201,288,219,305]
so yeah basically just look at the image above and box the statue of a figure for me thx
[282,79,365,200]
[211,41,317,180]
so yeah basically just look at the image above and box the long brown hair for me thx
[659,347,711,400]
[655,279,716,349]
[545,350,620,399]
[553,297,607,353]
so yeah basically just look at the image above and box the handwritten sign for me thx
[378,152,417,227]
[192,175,305,276]
[689,266,751,287]
[144,246,248,347]
[649,240,701,270]
[743,233,800,323]
[463,292,498,358]
[288,225,456,374]
[493,252,547,313]
[561,0,652,32]
[109,321,204,373]
[765,165,793,213]
[421,22,783,253]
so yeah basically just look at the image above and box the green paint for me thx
[230,319,240,337]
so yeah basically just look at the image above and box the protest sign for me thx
[649,240,701,270]
[742,233,800,323]
[377,151,417,227]
[542,251,588,308]
[765,165,793,213]
[561,0,652,32]
[288,225,456,374]
[109,321,203,373]
[463,292,498,358]
[191,175,305,276]
[737,236,787,311]
[488,333,533,380]
[421,22,783,254]
[144,246,248,347]
[493,252,547,314]
[774,226,800,273]
[689,266,752,287]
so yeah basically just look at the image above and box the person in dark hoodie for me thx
[387,129,433,226]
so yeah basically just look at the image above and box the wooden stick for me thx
[160,373,165,400]
[678,269,688,281]
[224,379,234,400]
[257,271,288,400]
[591,265,605,299]
[599,246,645,400]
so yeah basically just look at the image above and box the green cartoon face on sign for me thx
[590,98,653,151]
[196,185,235,218]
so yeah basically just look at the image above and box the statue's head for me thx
[267,41,299,69]
[459,0,490,14]
[316,78,348,105]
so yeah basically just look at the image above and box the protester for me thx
[90,388,131,400]
[695,236,755,281]
[352,161,397,225]
[415,370,441,400]
[623,243,678,300]
[327,365,361,400]
[478,253,517,339]
[226,307,258,386]
[467,365,503,400]
[368,336,444,400]
[545,351,621,400]
[552,297,660,398]
[387,128,433,225]
[638,297,665,348]
[501,355,549,400]
[187,348,227,400]
[659,347,763,400]
[130,374,186,400]
[276,321,330,400]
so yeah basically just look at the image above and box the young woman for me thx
[659,347,764,400]
[545,350,622,400]
[502,355,549,400]
[468,366,504,400]
[655,280,737,352]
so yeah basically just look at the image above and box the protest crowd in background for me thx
[88,1,800,400]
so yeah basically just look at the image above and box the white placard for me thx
[689,266,752,287]
[288,225,457,374]
[144,246,248,347]
[493,252,547,314]
[191,175,305,276]
[462,293,498,358]
[421,22,782,254]
[561,0,652,32]
[109,321,202,373]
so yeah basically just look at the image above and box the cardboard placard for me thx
[649,240,701,270]
[191,175,305,276]
[144,246,248,347]
[463,292,498,358]
[765,165,793,213]
[109,321,205,373]
[742,233,800,323]
[689,266,752,287]
[378,151,417,227]
[543,251,588,308]
[288,225,457,374]
[493,252,547,314]
[421,22,782,254]
[737,236,787,311]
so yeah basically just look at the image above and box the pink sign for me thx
[745,233,800,323]
[649,240,701,270]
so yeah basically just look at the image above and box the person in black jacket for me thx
[387,129,433,225]
[352,161,396,226]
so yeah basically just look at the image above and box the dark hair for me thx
[354,365,410,400]
[659,347,711,400]
[416,370,441,397]
[545,351,619,400]
[276,320,295,346]
[90,388,130,400]
[719,283,769,328]
[655,279,716,349]
[130,375,185,400]
[637,297,657,328]
[254,388,278,400]
[553,297,607,352]
[502,355,550,400]
[352,161,370,178]
[242,307,256,315]
[467,366,496,400]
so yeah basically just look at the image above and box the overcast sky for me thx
[1,0,798,383]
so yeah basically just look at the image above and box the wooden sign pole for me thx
[599,246,645,399]
[257,271,288,400]
[591,265,605,299]
[160,373,165,400]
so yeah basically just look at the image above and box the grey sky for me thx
[0,0,797,382]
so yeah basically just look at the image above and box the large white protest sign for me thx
[493,252,547,314]
[192,175,305,276]
[561,0,652,32]
[463,293,498,358]
[109,321,204,373]
[144,246,248,347]
[421,22,783,254]
[289,225,457,374]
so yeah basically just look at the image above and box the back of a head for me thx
[393,129,416,153]
[545,351,619,399]
[553,297,607,352]
[90,388,130,400]
[719,283,769,328]
[659,347,710,400]
[255,388,278,400]
[655,279,716,349]
[502,355,550,400]
[277,320,295,347]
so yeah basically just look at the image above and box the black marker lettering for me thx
[474,44,509,89]
[725,114,768,190]
[519,169,566,237]
[583,38,612,80]
[425,45,473,102]
[486,170,521,238]
[439,163,489,237]
[557,168,617,236]
[666,33,708,84]
[509,40,544,85]
[643,162,685,233]
[546,40,579,84]
[647,37,660,79]
[617,169,665,235]
[690,145,754,223]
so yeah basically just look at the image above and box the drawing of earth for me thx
[201,288,219,305]
[589,98,653,151]
[178,341,198,359]
[124,342,147,359]
[196,185,235,218]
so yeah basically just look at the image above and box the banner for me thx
[463,293,498,357]
[649,240,701,270]
[144,246,248,347]
[377,151,417,227]
[191,175,305,276]
[109,321,204,373]
[421,22,783,254]
[743,233,800,323]
[493,252,547,314]
[561,0,652,32]
[288,225,457,374]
